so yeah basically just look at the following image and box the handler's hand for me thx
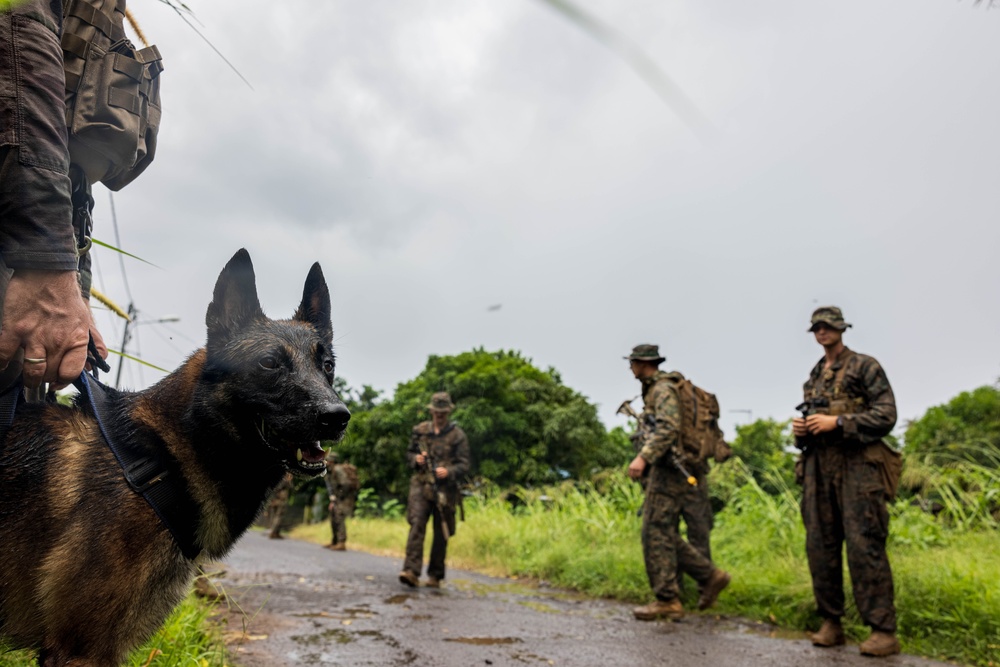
[415,453,426,466]
[805,414,839,435]
[434,466,449,480]
[791,417,808,437]
[0,270,90,388]
[628,454,647,480]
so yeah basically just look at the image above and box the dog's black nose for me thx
[318,404,351,433]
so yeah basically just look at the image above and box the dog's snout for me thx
[318,404,351,433]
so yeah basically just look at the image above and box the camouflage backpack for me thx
[62,0,163,190]
[670,377,732,465]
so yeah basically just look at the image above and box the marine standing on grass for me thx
[399,392,470,589]
[625,344,731,621]
[792,307,901,657]
[324,451,359,551]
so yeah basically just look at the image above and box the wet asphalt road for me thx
[214,532,952,667]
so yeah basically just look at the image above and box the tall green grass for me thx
[0,595,229,667]
[296,465,1000,667]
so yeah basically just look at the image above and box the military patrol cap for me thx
[427,391,455,412]
[624,344,665,364]
[809,306,852,332]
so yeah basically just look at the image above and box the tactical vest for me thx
[802,351,903,499]
[62,0,162,190]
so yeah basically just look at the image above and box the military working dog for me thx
[0,249,350,667]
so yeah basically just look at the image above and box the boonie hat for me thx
[427,391,455,412]
[809,306,852,332]
[624,344,665,364]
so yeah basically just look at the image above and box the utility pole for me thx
[115,303,136,389]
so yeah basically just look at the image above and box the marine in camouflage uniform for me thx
[792,307,900,657]
[399,392,470,589]
[324,452,358,551]
[267,472,293,539]
[625,344,730,621]
[0,0,107,393]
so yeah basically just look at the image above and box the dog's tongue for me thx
[299,442,326,464]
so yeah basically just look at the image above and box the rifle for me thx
[617,397,697,487]
[794,397,830,451]
[421,450,451,541]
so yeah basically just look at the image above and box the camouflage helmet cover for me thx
[325,450,339,463]
[809,306,852,332]
[427,391,455,412]
[624,343,665,364]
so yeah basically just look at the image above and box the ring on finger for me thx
[23,357,46,364]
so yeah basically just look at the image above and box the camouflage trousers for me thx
[403,480,455,580]
[642,466,714,601]
[329,499,354,545]
[801,445,896,632]
[678,469,713,576]
[267,501,287,537]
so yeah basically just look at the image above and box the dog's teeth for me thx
[296,449,303,462]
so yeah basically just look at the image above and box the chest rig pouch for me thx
[62,0,163,191]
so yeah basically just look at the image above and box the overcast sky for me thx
[94,0,1000,439]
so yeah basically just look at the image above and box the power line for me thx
[108,191,133,304]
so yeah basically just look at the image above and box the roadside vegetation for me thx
[0,595,228,667]
[299,366,1000,667]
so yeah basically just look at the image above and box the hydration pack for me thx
[672,377,732,465]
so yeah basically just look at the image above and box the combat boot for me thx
[697,569,731,610]
[859,631,900,657]
[398,570,419,588]
[810,618,846,647]
[424,577,441,589]
[329,543,346,551]
[633,598,684,621]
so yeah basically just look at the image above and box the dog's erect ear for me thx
[206,249,265,349]
[293,262,332,342]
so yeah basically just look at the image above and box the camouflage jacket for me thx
[637,370,684,466]
[324,463,359,501]
[0,1,80,273]
[407,421,471,489]
[802,347,897,446]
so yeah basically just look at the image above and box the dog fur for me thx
[0,249,350,666]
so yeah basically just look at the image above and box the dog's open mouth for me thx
[290,441,327,474]
[256,418,329,475]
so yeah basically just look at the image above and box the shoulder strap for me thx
[73,372,201,559]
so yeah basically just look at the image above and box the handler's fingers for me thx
[54,342,88,386]
[21,349,47,389]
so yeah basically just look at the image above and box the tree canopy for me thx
[904,384,1000,467]
[333,349,630,499]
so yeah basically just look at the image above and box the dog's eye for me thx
[323,359,334,374]
[259,356,279,370]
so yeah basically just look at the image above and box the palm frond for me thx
[534,0,715,143]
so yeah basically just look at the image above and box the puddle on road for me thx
[291,628,354,646]
[384,594,414,605]
[292,607,377,621]
[444,636,523,646]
